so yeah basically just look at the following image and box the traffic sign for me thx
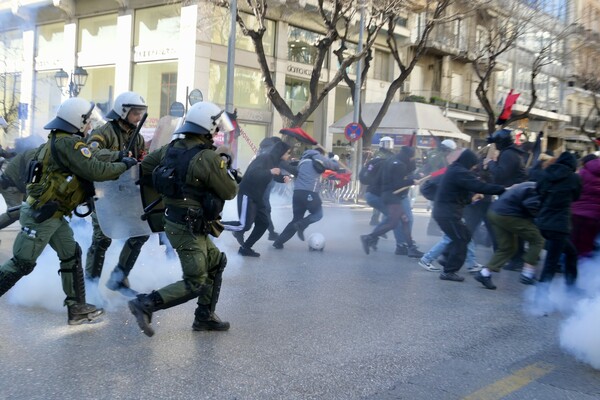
[188,89,203,105]
[169,101,185,117]
[344,122,363,142]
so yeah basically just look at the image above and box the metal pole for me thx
[352,0,366,200]
[225,0,237,146]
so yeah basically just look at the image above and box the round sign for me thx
[169,101,185,118]
[344,122,363,142]
[188,89,203,105]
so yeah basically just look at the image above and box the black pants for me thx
[539,230,578,286]
[237,194,269,249]
[276,190,323,245]
[434,217,471,273]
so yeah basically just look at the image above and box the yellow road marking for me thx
[463,362,555,400]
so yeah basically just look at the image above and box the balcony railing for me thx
[566,115,599,132]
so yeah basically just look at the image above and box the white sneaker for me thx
[467,263,483,273]
[419,258,441,272]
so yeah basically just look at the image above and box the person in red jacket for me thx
[570,154,600,258]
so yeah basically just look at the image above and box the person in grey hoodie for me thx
[272,148,340,249]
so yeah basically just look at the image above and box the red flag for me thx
[279,127,318,145]
[409,131,417,147]
[496,90,520,125]
[430,167,447,177]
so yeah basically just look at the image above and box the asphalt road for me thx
[1,199,599,400]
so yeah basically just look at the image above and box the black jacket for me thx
[239,141,290,204]
[536,152,581,233]
[433,149,505,220]
[487,145,528,187]
[380,147,416,204]
[490,181,540,219]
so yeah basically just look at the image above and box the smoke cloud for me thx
[523,252,600,370]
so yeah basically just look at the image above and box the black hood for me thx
[454,149,479,170]
[269,140,291,161]
[397,146,416,172]
[555,151,577,171]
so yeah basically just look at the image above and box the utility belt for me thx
[26,196,63,223]
[165,205,211,236]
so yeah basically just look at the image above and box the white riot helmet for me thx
[174,101,234,136]
[44,97,94,136]
[379,136,394,150]
[440,139,457,151]
[106,91,147,120]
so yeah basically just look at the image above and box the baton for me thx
[140,197,163,221]
[125,113,148,156]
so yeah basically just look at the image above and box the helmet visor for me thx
[214,110,234,133]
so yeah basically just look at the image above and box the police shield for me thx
[94,166,155,239]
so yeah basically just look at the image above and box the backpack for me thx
[300,156,327,173]
[419,175,441,201]
[358,158,384,186]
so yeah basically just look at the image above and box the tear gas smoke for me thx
[523,253,600,370]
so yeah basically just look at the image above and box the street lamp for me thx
[54,66,88,97]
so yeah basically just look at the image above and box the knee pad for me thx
[96,236,112,251]
[127,235,149,252]
[12,258,36,276]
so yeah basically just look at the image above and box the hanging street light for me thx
[54,66,88,97]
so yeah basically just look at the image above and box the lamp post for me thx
[54,66,88,97]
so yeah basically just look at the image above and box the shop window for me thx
[160,73,178,117]
[208,62,270,110]
[77,66,115,115]
[134,4,180,62]
[78,14,118,65]
[0,30,23,73]
[288,26,323,66]
[211,7,275,56]
[35,23,64,71]
[133,61,178,135]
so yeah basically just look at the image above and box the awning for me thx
[329,102,471,143]
[564,134,592,142]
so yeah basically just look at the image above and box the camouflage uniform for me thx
[130,134,238,336]
[0,131,128,323]
[0,147,38,229]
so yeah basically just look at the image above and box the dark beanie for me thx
[556,151,577,171]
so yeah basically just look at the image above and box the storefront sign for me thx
[287,63,313,77]
[134,46,177,62]
[34,57,62,70]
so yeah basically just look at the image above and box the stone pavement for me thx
[0,200,599,400]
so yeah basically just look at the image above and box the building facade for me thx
[0,0,594,171]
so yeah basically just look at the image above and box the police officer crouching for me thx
[0,98,137,325]
[130,101,238,337]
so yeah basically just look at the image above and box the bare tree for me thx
[0,35,20,139]
[230,0,392,129]
[336,0,453,154]
[472,0,571,135]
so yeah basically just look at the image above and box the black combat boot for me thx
[360,234,377,255]
[192,304,230,331]
[106,265,138,297]
[68,303,105,325]
[394,243,408,255]
[128,291,163,337]
[0,270,22,297]
[407,243,424,258]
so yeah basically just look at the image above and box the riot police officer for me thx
[85,91,149,296]
[0,97,137,325]
[130,101,238,337]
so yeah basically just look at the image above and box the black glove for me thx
[121,157,137,170]
[116,150,125,161]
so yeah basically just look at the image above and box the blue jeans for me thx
[422,234,477,268]
[365,192,407,245]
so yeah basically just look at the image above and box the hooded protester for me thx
[433,149,505,283]
[484,128,529,271]
[536,151,582,286]
[272,148,340,249]
[257,136,288,241]
[223,140,292,257]
[360,146,423,258]
[570,156,600,257]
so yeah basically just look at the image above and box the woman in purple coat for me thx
[571,155,600,258]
